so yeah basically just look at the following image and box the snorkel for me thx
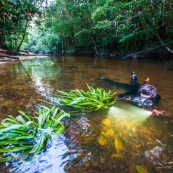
[141,77,150,86]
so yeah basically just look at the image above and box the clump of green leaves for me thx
[43,60,55,66]
[57,85,116,112]
[29,62,41,66]
[0,106,70,162]
[29,60,54,67]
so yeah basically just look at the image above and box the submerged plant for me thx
[29,62,41,66]
[29,60,54,67]
[43,60,54,66]
[0,105,70,162]
[57,85,116,112]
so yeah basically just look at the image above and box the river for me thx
[0,56,173,173]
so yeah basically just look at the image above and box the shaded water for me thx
[0,56,173,173]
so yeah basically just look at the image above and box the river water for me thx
[0,56,173,173]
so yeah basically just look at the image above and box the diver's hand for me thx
[152,109,164,116]
[125,96,131,100]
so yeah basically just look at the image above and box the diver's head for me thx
[138,84,157,99]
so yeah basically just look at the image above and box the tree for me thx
[0,0,45,52]
[23,0,173,55]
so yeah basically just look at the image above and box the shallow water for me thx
[0,56,173,173]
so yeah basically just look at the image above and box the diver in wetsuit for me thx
[121,73,164,115]
[101,72,164,116]
[123,83,162,115]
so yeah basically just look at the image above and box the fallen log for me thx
[0,49,8,53]
[123,41,173,59]
[0,53,19,60]
[0,59,13,62]
[19,50,29,55]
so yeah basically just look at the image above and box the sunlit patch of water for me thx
[108,104,151,123]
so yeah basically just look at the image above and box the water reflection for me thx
[0,56,173,173]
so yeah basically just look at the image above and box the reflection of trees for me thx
[20,59,62,96]
[0,62,43,118]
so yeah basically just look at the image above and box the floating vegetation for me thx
[29,62,41,66]
[57,85,116,112]
[43,60,55,66]
[29,60,54,67]
[0,105,70,162]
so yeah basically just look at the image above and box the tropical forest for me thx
[0,1,173,173]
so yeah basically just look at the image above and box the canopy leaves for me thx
[23,0,173,55]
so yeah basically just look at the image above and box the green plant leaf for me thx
[136,165,149,173]
[0,156,13,162]
[18,110,32,121]
[30,134,46,154]
[0,124,24,134]
[0,146,33,153]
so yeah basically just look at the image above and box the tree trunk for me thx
[16,20,29,52]
[150,0,173,54]
[91,36,98,55]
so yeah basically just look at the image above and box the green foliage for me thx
[42,0,173,53]
[43,60,55,66]
[57,85,116,112]
[2,0,173,53]
[0,106,70,162]
[0,0,43,51]
[25,28,61,54]
[28,60,55,67]
[93,20,112,30]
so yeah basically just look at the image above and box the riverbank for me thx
[0,55,49,65]
[0,50,173,65]
[18,55,49,60]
